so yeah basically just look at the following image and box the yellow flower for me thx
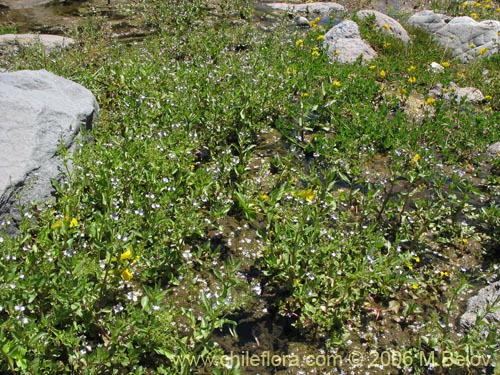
[51,215,78,229]
[121,268,133,281]
[258,193,269,201]
[441,61,450,67]
[317,34,325,41]
[369,65,376,70]
[334,49,340,55]
[485,95,492,101]
[301,92,309,98]
[470,12,479,19]
[469,42,475,48]
[478,47,488,55]
[311,47,320,57]
[425,97,436,105]
[413,256,421,263]
[296,39,304,48]
[461,1,468,8]
[379,69,386,78]
[383,23,390,30]
[407,65,416,72]
[460,238,468,244]
[412,283,419,290]
[69,218,78,228]
[473,1,481,7]
[407,76,416,84]
[399,88,407,95]
[297,188,315,201]
[413,154,421,163]
[120,247,133,261]
[382,42,391,48]
[309,18,320,29]
[333,80,342,87]
[439,271,449,278]
[51,220,62,229]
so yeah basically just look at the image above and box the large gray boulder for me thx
[0,70,98,234]
[357,9,410,43]
[0,34,75,54]
[324,20,377,63]
[408,10,500,61]
[460,281,500,330]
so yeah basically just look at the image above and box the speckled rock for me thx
[324,20,377,63]
[0,70,98,234]
[408,10,500,61]
[460,281,500,329]
[428,82,485,104]
[0,34,75,54]
[357,9,410,43]
[265,2,345,16]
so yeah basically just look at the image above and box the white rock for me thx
[295,16,310,27]
[430,61,445,73]
[357,9,410,43]
[0,70,98,234]
[460,281,500,330]
[324,20,377,64]
[0,34,75,54]
[266,2,345,16]
[487,142,500,155]
[408,10,500,61]
[428,82,485,103]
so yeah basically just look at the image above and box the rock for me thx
[460,281,500,330]
[407,9,450,33]
[408,10,500,61]
[357,9,410,43]
[266,2,345,16]
[428,82,485,104]
[429,61,444,73]
[324,20,377,64]
[487,142,500,155]
[0,34,75,54]
[0,70,98,235]
[0,0,53,8]
[295,16,310,27]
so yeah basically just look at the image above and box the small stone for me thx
[428,82,485,104]
[430,61,445,73]
[460,281,500,330]
[295,16,310,27]
[487,142,500,155]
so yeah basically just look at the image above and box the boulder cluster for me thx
[266,2,500,63]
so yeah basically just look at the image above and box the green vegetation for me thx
[1,0,500,373]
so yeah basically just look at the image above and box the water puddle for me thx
[0,0,144,36]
